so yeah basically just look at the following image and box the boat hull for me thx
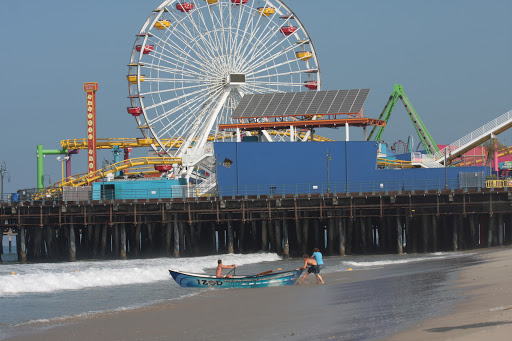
[169,269,304,288]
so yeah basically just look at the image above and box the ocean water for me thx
[0,250,474,340]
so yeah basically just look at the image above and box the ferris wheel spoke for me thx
[156,88,223,139]
[246,57,302,78]
[234,15,277,71]
[158,9,218,69]
[244,17,305,66]
[247,68,306,80]
[228,3,257,66]
[232,3,270,71]
[241,15,289,63]
[142,83,216,110]
[149,84,225,127]
[248,80,304,87]
[141,61,207,79]
[180,11,221,62]
[242,83,288,94]
[244,39,302,75]
[193,2,226,61]
[162,87,226,152]
[148,34,213,76]
[154,28,217,73]
[130,0,320,157]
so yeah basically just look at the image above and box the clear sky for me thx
[0,0,511,193]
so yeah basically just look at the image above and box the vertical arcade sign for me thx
[83,82,98,175]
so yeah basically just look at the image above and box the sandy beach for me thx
[6,247,512,341]
[388,247,512,341]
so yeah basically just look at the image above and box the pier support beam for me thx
[261,219,268,251]
[120,223,127,260]
[421,215,429,252]
[173,214,180,258]
[488,215,495,247]
[498,213,504,246]
[396,213,403,255]
[327,214,334,255]
[227,217,234,254]
[452,215,459,252]
[19,226,26,263]
[282,216,289,258]
[338,213,346,256]
[431,215,438,252]
[275,219,281,254]
[69,220,76,262]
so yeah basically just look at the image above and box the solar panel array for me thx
[232,89,370,119]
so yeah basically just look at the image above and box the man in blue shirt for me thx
[312,248,324,271]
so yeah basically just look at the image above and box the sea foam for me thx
[0,253,281,296]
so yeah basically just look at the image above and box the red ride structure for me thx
[176,2,194,12]
[135,45,154,54]
[280,26,297,36]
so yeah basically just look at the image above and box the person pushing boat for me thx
[296,254,325,284]
[216,259,237,278]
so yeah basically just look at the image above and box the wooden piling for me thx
[120,223,127,260]
[488,214,495,247]
[327,215,334,255]
[227,217,234,254]
[396,213,403,254]
[431,215,438,252]
[261,219,268,251]
[173,214,180,257]
[282,216,289,258]
[452,215,459,252]
[19,226,26,263]
[338,213,346,256]
[498,213,504,246]
[274,219,281,254]
[69,220,76,261]
[101,224,108,258]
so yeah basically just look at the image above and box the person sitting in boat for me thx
[216,259,237,278]
[296,254,325,285]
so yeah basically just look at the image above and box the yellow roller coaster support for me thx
[35,157,181,199]
[61,132,332,150]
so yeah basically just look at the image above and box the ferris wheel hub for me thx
[227,74,246,86]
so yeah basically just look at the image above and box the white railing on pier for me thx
[433,109,512,162]
[196,174,217,197]
[410,152,443,168]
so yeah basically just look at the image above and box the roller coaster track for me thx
[377,158,415,169]
[35,157,181,199]
[61,132,332,150]
[434,109,512,163]
[454,145,512,167]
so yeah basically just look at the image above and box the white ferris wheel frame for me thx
[128,0,321,164]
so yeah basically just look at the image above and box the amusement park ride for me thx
[34,0,512,200]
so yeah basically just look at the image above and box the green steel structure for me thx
[367,84,440,155]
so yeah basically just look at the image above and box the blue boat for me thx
[169,269,304,288]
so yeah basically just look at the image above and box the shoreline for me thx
[4,248,511,340]
[387,246,512,340]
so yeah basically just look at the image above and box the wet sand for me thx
[388,247,512,341]
[6,247,512,341]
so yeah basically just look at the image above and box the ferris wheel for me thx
[127,0,321,160]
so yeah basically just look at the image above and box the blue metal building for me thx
[91,178,183,200]
[214,141,489,196]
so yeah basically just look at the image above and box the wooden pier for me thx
[1,188,511,262]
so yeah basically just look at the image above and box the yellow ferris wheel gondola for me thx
[257,7,275,16]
